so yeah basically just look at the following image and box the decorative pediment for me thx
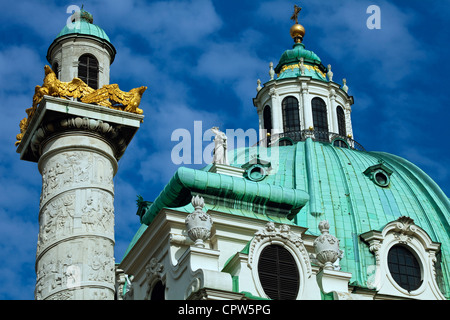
[363,160,393,187]
[360,216,444,299]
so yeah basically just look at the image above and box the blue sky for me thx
[0,0,449,300]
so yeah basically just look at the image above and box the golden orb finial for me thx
[290,5,305,43]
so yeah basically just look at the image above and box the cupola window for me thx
[263,105,272,144]
[282,96,300,134]
[388,245,422,292]
[312,97,328,142]
[78,54,99,89]
[258,244,300,300]
[336,106,346,137]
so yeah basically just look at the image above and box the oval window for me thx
[388,245,422,292]
[246,165,267,182]
[257,245,299,300]
[374,170,390,187]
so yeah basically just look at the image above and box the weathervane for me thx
[290,5,302,24]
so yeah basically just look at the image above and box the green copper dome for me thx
[55,8,111,43]
[275,43,328,81]
[229,139,450,297]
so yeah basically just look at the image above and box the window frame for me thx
[257,244,300,300]
[361,216,444,299]
[78,53,99,89]
[311,97,329,142]
[248,222,313,300]
[387,244,423,292]
[336,105,346,137]
[282,96,301,134]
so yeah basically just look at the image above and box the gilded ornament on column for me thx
[15,65,147,146]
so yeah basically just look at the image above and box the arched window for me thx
[150,281,166,300]
[263,105,272,144]
[78,54,99,89]
[258,245,300,300]
[388,245,422,292]
[336,106,346,137]
[312,97,328,142]
[282,96,300,135]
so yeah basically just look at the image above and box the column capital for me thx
[16,96,144,163]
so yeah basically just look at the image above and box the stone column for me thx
[329,88,338,134]
[269,88,281,132]
[301,83,313,132]
[17,96,144,300]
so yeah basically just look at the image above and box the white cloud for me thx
[96,0,222,52]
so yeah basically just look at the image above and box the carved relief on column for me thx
[40,150,114,208]
[35,131,117,300]
[37,189,115,255]
[35,237,115,300]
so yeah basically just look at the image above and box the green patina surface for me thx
[56,19,111,42]
[124,139,450,298]
[274,43,328,81]
[138,166,309,226]
[55,7,111,43]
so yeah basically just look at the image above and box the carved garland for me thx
[144,257,165,300]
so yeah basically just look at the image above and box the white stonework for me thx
[47,35,115,88]
[361,216,445,300]
[253,77,354,141]
[119,210,329,300]
[18,96,143,300]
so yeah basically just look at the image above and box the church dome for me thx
[54,8,112,43]
[274,43,327,81]
[229,139,450,296]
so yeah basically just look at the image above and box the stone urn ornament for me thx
[314,220,342,270]
[185,195,213,248]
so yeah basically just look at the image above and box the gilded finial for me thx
[290,5,305,43]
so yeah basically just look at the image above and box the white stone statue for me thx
[269,62,275,80]
[342,78,348,93]
[211,126,228,165]
[300,57,306,76]
[327,64,333,81]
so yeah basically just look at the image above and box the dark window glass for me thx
[52,62,59,79]
[78,54,99,89]
[150,281,165,300]
[258,245,299,300]
[333,139,348,148]
[312,97,328,142]
[336,106,346,136]
[282,96,300,134]
[388,245,422,292]
[263,105,272,144]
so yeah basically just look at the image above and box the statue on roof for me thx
[211,127,228,165]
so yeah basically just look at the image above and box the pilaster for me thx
[301,82,313,130]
